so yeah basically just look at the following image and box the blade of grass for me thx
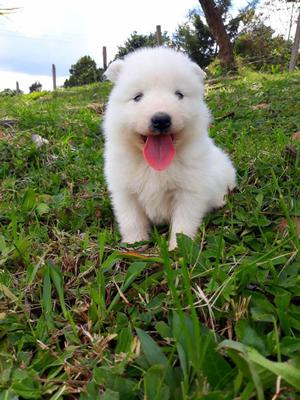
[107,262,147,312]
[47,261,79,340]
[219,340,300,390]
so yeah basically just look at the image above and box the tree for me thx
[173,2,258,68]
[261,0,300,70]
[198,0,236,70]
[29,82,42,93]
[64,56,103,88]
[173,10,216,67]
[235,19,292,70]
[115,31,170,59]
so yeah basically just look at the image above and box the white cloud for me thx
[0,0,297,93]
[0,0,200,67]
[0,0,200,91]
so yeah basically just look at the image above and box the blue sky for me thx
[0,0,296,92]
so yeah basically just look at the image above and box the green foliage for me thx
[0,71,300,399]
[173,10,216,67]
[206,57,227,78]
[115,31,170,59]
[172,1,259,68]
[29,81,42,93]
[23,91,49,101]
[0,88,21,97]
[64,56,103,88]
[234,13,293,71]
[171,1,290,73]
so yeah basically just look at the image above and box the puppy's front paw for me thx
[122,232,149,245]
[215,199,226,209]
[168,238,177,251]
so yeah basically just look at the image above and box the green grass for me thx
[0,71,300,400]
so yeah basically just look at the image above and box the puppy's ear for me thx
[192,63,206,80]
[104,59,124,83]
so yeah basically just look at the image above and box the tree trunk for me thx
[289,6,300,71]
[198,0,236,71]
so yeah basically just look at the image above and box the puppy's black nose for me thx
[150,112,172,133]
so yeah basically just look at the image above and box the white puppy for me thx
[103,47,236,250]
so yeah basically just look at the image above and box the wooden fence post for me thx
[103,46,107,70]
[16,81,20,94]
[156,25,162,45]
[52,64,57,90]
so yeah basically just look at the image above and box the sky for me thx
[0,0,297,93]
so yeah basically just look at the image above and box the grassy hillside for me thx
[0,71,300,400]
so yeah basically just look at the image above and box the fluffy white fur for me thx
[103,47,236,250]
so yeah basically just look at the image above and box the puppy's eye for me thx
[133,93,143,102]
[175,90,184,100]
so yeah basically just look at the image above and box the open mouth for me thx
[140,133,175,142]
[140,133,176,171]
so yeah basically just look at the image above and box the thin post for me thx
[16,81,20,94]
[287,2,295,42]
[52,63,57,90]
[289,7,300,71]
[156,25,162,45]
[103,46,107,70]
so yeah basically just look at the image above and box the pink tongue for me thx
[143,135,176,171]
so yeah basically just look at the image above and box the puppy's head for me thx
[104,47,210,170]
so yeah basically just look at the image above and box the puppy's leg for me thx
[112,191,150,244]
[169,192,206,250]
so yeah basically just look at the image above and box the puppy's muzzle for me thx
[150,112,172,133]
